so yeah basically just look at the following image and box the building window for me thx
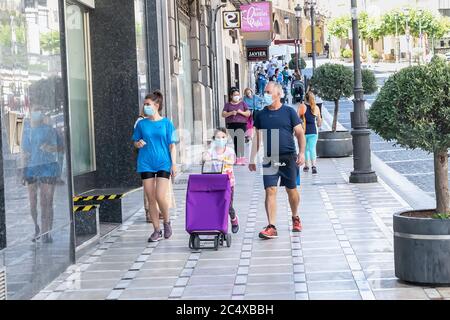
[65,2,95,175]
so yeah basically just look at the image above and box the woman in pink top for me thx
[222,87,251,165]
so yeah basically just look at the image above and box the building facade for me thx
[0,0,251,300]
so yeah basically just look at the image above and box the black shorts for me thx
[141,171,171,180]
[24,176,57,185]
[262,153,298,190]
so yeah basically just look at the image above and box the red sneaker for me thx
[259,225,278,239]
[292,216,303,232]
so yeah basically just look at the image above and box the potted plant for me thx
[368,56,450,284]
[341,48,353,63]
[311,63,378,158]
[369,49,380,63]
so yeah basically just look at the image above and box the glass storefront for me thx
[0,0,73,299]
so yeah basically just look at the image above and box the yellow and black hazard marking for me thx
[73,204,99,213]
[73,194,124,203]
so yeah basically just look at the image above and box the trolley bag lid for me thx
[187,174,231,192]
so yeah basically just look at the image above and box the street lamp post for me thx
[284,16,290,38]
[295,4,302,73]
[306,0,317,71]
[349,0,377,184]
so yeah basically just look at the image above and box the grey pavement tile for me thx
[308,291,362,300]
[95,255,140,263]
[58,279,119,291]
[307,280,358,292]
[128,277,178,289]
[360,260,395,270]
[304,261,350,273]
[141,260,187,269]
[306,271,355,282]
[302,248,344,257]
[372,288,429,300]
[119,287,173,300]
[247,274,294,284]
[436,288,450,298]
[368,279,419,290]
[243,293,296,300]
[249,265,293,275]
[136,268,182,278]
[295,293,309,300]
[182,295,232,300]
[106,290,123,300]
[57,290,112,300]
[32,292,51,300]
[303,255,348,264]
[196,259,240,268]
[71,271,125,281]
[301,241,341,249]
[250,256,293,266]
[86,262,132,272]
[232,285,246,295]
[364,269,397,280]
[235,275,247,285]
[182,285,234,297]
[170,287,185,298]
[147,253,191,261]
[188,275,236,286]
[193,267,238,276]
[245,283,295,295]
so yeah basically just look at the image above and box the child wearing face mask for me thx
[203,128,239,233]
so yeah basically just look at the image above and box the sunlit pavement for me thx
[33,156,450,300]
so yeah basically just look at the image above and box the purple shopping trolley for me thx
[186,161,232,250]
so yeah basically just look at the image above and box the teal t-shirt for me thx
[132,117,176,173]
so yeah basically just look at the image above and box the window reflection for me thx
[0,0,72,300]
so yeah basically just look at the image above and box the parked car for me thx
[445,52,450,61]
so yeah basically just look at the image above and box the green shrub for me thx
[311,63,353,131]
[311,64,380,132]
[341,48,353,59]
[369,49,380,59]
[368,56,450,214]
[361,68,378,94]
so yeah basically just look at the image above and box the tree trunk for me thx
[434,150,450,214]
[332,99,339,132]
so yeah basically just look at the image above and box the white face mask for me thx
[232,96,240,102]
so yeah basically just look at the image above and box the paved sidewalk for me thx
[33,158,450,300]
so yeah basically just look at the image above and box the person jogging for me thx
[249,82,306,239]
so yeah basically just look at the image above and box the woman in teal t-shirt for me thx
[133,90,177,243]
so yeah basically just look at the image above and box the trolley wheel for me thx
[189,234,194,249]
[193,235,201,250]
[219,234,224,246]
[225,233,232,247]
[214,236,219,251]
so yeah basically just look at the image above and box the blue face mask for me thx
[144,105,155,116]
[264,93,274,106]
[31,111,43,122]
[214,138,227,148]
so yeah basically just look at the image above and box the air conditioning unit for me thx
[0,267,6,300]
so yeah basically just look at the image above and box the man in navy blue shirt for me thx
[249,82,306,239]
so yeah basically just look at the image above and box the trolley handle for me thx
[201,159,225,174]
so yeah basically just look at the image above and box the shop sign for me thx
[223,11,241,29]
[247,47,269,61]
[240,2,272,33]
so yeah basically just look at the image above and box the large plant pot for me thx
[317,131,353,158]
[394,210,450,284]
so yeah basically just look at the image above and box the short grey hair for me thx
[266,81,283,96]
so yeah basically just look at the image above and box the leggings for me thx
[226,122,247,158]
[229,187,235,220]
[305,134,319,161]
